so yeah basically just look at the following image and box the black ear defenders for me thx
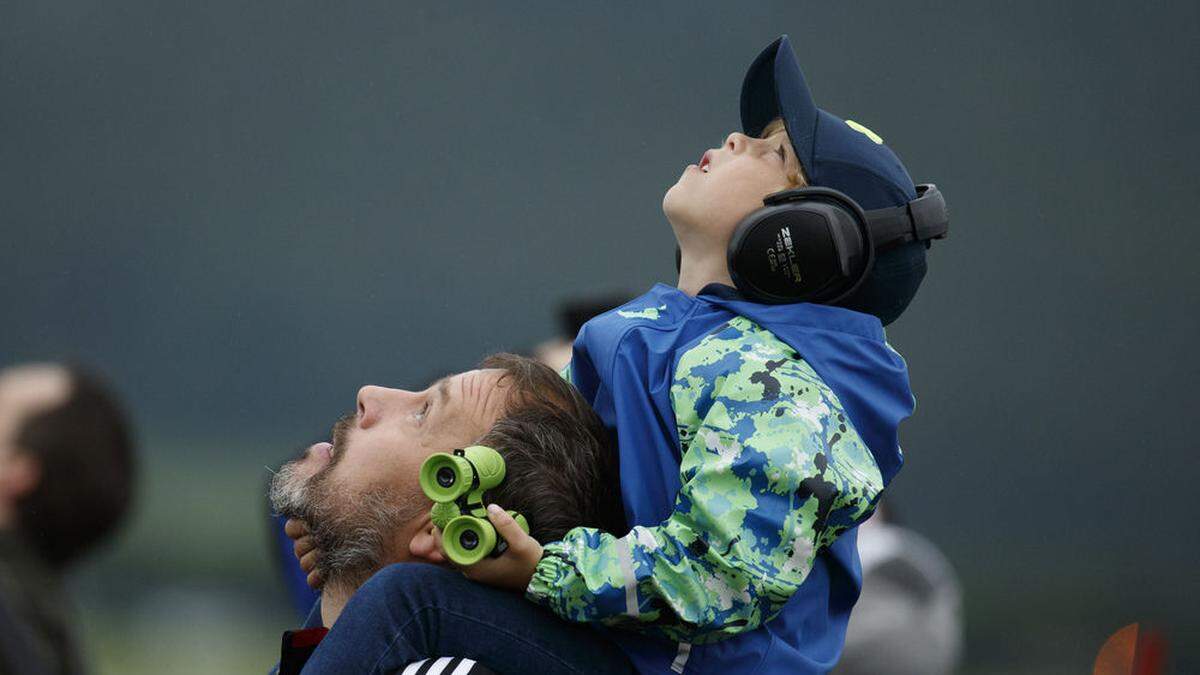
[677,183,948,305]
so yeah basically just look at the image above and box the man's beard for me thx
[269,415,424,592]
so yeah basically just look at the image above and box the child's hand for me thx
[283,517,324,589]
[443,504,543,592]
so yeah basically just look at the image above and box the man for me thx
[0,363,136,675]
[268,354,633,673]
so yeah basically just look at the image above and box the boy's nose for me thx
[724,131,748,153]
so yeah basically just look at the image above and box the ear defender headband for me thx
[418,445,530,566]
[723,183,949,305]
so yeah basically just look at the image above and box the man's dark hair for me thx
[14,367,136,567]
[476,354,625,542]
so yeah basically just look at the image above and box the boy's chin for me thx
[661,185,697,226]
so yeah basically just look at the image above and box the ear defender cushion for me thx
[727,187,873,305]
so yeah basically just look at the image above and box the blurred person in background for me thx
[531,293,632,372]
[832,502,963,675]
[268,354,632,674]
[0,363,135,675]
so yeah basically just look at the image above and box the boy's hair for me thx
[761,117,808,188]
[476,353,626,542]
[14,367,136,568]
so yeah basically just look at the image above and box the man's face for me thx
[662,128,801,241]
[269,368,512,587]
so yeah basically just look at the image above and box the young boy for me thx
[458,35,943,673]
[290,35,944,674]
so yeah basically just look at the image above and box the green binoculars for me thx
[419,445,529,566]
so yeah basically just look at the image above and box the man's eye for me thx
[417,401,430,420]
[777,145,786,162]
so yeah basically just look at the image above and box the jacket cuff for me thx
[524,542,575,616]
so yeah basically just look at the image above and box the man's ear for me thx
[405,512,446,564]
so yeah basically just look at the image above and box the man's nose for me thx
[357,386,380,428]
[356,385,419,428]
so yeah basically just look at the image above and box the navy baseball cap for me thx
[741,35,928,326]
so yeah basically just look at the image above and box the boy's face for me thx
[663,127,802,243]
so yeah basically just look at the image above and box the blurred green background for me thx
[3,1,1198,672]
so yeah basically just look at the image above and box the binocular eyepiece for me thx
[419,445,529,566]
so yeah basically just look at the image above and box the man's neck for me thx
[319,580,354,627]
[676,247,733,296]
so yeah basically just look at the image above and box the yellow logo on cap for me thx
[845,119,884,144]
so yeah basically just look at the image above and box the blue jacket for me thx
[526,283,914,674]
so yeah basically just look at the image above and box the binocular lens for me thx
[442,515,497,566]
[459,529,479,550]
[436,466,456,488]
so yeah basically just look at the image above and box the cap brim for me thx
[740,35,818,177]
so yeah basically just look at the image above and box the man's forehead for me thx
[436,368,507,393]
[440,368,510,419]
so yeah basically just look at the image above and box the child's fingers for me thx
[451,509,542,588]
[486,504,534,555]
[306,568,323,589]
[299,548,319,574]
[284,518,309,540]
[454,509,542,591]
[293,535,315,561]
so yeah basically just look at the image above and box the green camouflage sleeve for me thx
[525,317,885,643]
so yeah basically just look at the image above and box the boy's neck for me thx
[676,246,734,297]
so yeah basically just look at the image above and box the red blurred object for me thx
[1093,623,1167,675]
